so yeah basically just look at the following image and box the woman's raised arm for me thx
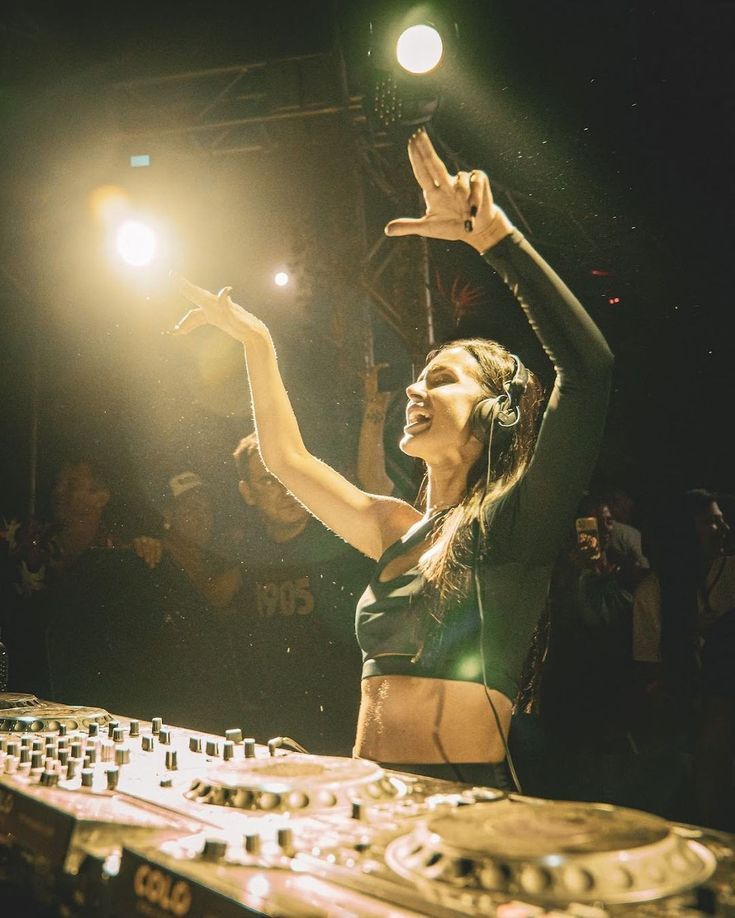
[172,275,419,559]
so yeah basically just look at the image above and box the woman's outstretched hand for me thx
[384,129,513,253]
[171,274,267,341]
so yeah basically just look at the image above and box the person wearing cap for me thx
[227,433,371,756]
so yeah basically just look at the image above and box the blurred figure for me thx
[1,459,113,696]
[230,433,370,755]
[604,485,649,571]
[46,471,240,733]
[635,488,735,830]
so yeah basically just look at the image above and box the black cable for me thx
[473,411,524,795]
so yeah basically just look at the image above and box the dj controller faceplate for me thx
[1,694,733,917]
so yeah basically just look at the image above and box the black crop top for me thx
[355,229,614,702]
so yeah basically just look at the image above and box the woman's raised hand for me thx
[171,274,267,341]
[384,129,513,253]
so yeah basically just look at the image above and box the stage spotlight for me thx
[395,23,444,74]
[273,271,290,288]
[116,219,158,268]
[367,5,457,131]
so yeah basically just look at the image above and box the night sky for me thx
[1,0,733,528]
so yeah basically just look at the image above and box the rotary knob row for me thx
[187,735,256,758]
[201,828,296,863]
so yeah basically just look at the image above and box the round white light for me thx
[274,271,289,287]
[396,24,444,75]
[116,220,158,267]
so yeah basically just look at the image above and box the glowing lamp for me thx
[396,24,444,74]
[116,220,158,267]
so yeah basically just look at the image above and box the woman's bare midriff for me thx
[353,674,512,764]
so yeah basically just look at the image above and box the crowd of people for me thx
[0,127,732,835]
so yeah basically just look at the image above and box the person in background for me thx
[228,433,369,755]
[633,488,735,829]
[46,471,240,733]
[604,485,649,571]
[1,459,113,696]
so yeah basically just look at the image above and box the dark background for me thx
[1,0,733,529]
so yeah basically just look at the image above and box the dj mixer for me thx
[1,693,734,916]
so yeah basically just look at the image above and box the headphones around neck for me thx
[470,354,529,440]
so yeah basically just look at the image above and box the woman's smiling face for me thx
[400,346,487,466]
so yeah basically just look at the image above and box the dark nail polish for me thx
[470,205,478,218]
[464,220,473,233]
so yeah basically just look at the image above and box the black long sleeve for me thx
[483,229,614,563]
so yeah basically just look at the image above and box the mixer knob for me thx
[160,776,173,788]
[32,738,43,752]
[58,749,70,767]
[165,750,178,771]
[71,742,83,759]
[223,741,234,761]
[66,759,79,780]
[57,737,69,750]
[225,728,243,744]
[107,721,120,738]
[20,734,32,748]
[112,728,125,743]
[151,717,163,734]
[277,828,295,856]
[519,866,552,896]
[351,802,364,820]
[81,768,94,788]
[244,834,261,856]
[243,738,256,758]
[31,752,43,769]
[205,740,220,757]
[87,723,99,737]
[189,736,203,753]
[287,792,310,810]
[40,770,59,787]
[562,865,595,895]
[128,720,140,737]
[6,742,19,758]
[159,727,172,745]
[44,744,57,760]
[4,757,18,774]
[86,743,99,763]
[101,741,115,763]
[58,723,68,736]
[201,839,228,862]
[19,747,31,765]
[142,735,155,752]
[106,767,120,791]
[115,746,131,766]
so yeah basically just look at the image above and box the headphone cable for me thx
[473,410,524,795]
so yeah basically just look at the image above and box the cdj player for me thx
[1,693,734,916]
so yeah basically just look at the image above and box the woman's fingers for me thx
[384,215,465,240]
[468,170,486,215]
[410,129,451,187]
[173,307,208,335]
[173,273,217,309]
[384,216,433,237]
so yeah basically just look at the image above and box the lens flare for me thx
[274,271,289,287]
[116,220,158,267]
[396,24,444,75]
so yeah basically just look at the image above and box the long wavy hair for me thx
[416,338,545,608]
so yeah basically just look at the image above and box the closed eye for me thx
[427,373,455,387]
